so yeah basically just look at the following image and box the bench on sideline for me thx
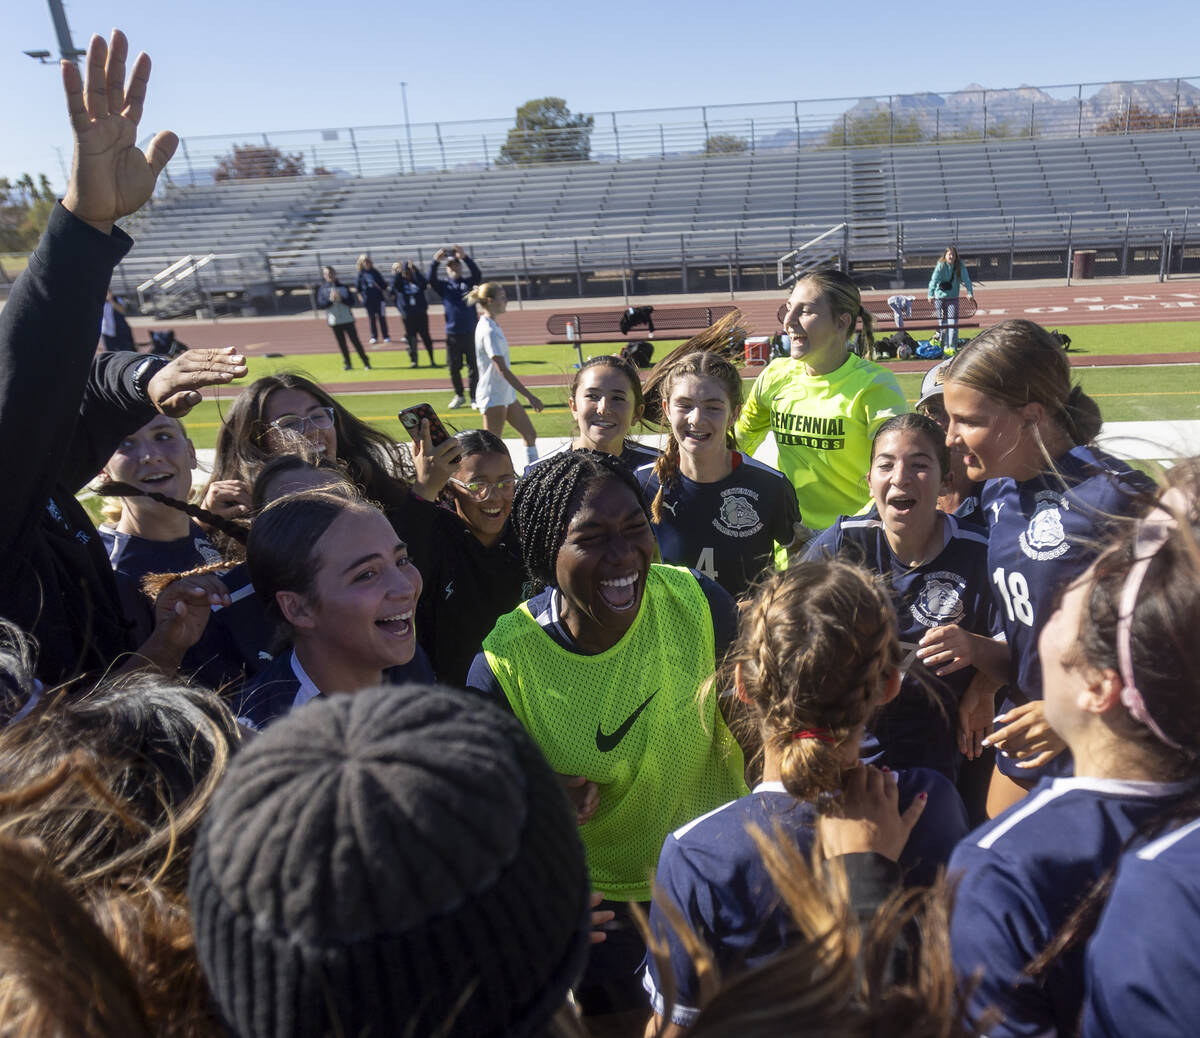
[775,296,979,333]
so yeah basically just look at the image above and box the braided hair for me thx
[511,450,650,593]
[723,560,900,804]
[642,349,744,524]
[96,481,248,546]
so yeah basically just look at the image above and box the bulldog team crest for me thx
[910,571,966,628]
[1020,492,1070,561]
[713,489,763,539]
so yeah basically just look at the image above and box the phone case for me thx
[398,403,450,445]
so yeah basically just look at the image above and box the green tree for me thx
[213,144,305,182]
[497,98,593,165]
[826,110,926,147]
[0,172,57,252]
[704,134,748,155]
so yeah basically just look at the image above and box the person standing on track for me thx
[354,254,390,345]
[316,266,370,371]
[928,246,976,352]
[429,245,481,409]
[391,260,436,367]
[468,282,543,465]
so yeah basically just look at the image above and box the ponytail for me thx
[1062,384,1103,445]
[97,481,249,546]
[650,439,681,525]
[856,305,876,359]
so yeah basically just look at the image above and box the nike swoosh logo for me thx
[595,690,658,753]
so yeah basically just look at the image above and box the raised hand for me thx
[60,30,178,233]
[147,346,248,417]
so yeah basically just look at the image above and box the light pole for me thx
[401,81,415,175]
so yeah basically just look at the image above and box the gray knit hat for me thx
[189,684,590,1038]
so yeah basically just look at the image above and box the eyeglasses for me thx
[269,407,336,435]
[447,476,517,498]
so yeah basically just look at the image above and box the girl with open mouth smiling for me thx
[528,353,659,475]
[638,344,803,599]
[234,486,431,730]
[806,414,998,790]
[467,449,746,1030]
[97,413,228,644]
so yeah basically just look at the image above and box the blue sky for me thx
[4,0,1197,190]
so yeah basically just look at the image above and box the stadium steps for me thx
[848,154,894,259]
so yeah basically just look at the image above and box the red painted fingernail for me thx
[918,792,928,801]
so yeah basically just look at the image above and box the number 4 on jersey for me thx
[993,566,1034,626]
[695,547,718,581]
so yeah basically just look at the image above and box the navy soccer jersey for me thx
[804,512,994,778]
[646,771,968,1027]
[981,445,1150,707]
[950,776,1195,1038]
[637,452,801,599]
[1082,816,1200,1038]
[99,522,224,644]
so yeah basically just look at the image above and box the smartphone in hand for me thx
[398,403,451,446]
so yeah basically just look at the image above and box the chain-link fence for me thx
[159,76,1200,184]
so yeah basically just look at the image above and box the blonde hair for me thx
[466,281,504,309]
[355,253,372,272]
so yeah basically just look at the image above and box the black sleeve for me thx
[464,255,482,285]
[693,570,739,659]
[413,269,427,290]
[0,203,131,556]
[465,650,511,709]
[427,261,445,296]
[61,352,157,492]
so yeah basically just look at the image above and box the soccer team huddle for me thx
[1,26,1195,1038]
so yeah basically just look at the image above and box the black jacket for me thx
[0,205,157,683]
[405,495,526,688]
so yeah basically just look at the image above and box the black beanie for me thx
[189,684,590,1038]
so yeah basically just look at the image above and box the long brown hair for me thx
[644,832,988,1037]
[211,372,415,509]
[944,319,1102,447]
[643,349,744,523]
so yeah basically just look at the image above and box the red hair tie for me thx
[791,728,835,745]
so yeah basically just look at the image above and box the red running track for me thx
[146,279,1200,395]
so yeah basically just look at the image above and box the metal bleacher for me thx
[113,129,1199,301]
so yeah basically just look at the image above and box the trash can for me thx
[1073,250,1097,279]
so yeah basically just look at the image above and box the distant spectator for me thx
[391,260,437,367]
[886,294,915,331]
[429,245,481,409]
[354,253,390,344]
[100,290,135,351]
[467,281,543,464]
[928,246,975,352]
[316,266,370,371]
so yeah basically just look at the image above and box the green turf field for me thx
[233,320,1200,395]
[179,361,1200,449]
